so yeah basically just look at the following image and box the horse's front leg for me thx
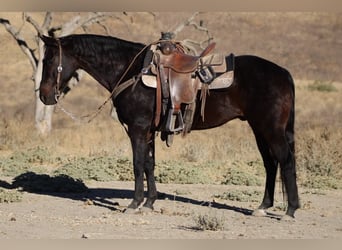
[126,130,157,212]
[142,134,157,210]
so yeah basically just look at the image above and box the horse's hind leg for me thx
[251,131,278,217]
[252,125,299,218]
[267,132,299,218]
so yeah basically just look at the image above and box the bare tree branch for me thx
[124,12,157,24]
[92,21,111,35]
[172,12,200,36]
[17,12,27,34]
[58,12,125,36]
[42,12,53,31]
[0,17,38,71]
[25,13,44,35]
[168,12,214,55]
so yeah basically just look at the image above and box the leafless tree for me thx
[1,12,125,134]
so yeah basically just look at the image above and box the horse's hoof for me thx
[252,209,267,217]
[281,214,295,222]
[124,208,139,214]
[140,206,153,214]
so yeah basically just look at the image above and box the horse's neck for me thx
[78,56,118,92]
[84,69,109,91]
[76,46,140,92]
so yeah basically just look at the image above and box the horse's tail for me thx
[286,73,295,156]
[279,72,296,204]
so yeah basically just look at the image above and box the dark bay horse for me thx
[39,34,299,219]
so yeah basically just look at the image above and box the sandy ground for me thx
[0,180,341,239]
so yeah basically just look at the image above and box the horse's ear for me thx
[39,34,57,46]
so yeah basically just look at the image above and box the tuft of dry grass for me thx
[193,212,225,231]
[0,187,23,203]
[214,189,262,202]
[295,80,342,189]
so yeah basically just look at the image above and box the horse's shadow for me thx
[0,171,280,219]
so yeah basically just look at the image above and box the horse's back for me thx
[233,55,294,101]
[234,55,294,87]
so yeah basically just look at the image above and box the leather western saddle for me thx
[155,40,215,127]
[142,33,234,146]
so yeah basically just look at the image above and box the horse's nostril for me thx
[40,94,46,104]
[41,97,45,103]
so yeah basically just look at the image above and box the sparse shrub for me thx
[0,147,52,177]
[22,146,53,164]
[0,187,23,203]
[296,128,342,189]
[194,212,225,231]
[214,189,262,202]
[307,81,337,92]
[54,156,133,181]
[221,164,263,186]
[155,161,206,184]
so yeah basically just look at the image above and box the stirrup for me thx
[160,131,174,147]
[166,108,184,133]
[166,133,174,147]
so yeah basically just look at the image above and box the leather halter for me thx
[55,38,63,101]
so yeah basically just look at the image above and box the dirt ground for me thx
[0,180,341,239]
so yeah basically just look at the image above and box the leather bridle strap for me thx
[55,38,63,100]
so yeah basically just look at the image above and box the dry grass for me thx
[194,212,225,231]
[1,13,341,197]
[295,80,342,189]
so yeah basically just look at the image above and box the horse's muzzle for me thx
[39,83,58,105]
[39,93,57,105]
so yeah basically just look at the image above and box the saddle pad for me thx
[201,54,227,73]
[142,69,234,90]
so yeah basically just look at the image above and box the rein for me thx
[53,39,158,123]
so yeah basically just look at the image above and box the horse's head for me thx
[39,35,78,105]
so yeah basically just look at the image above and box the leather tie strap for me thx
[155,55,162,127]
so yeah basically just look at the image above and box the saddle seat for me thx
[154,40,216,104]
[157,42,216,73]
